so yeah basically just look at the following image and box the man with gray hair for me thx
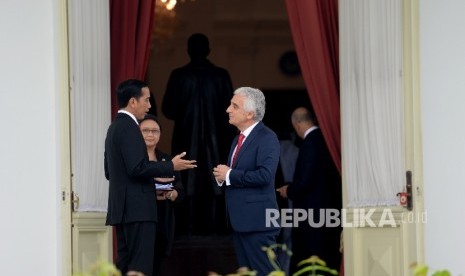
[213,87,281,275]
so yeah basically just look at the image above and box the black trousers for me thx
[289,226,341,275]
[115,222,156,276]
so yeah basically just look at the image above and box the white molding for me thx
[55,0,72,274]
[72,212,112,274]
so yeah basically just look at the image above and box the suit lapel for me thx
[230,122,263,167]
[228,136,238,166]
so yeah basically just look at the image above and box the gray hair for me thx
[234,87,266,121]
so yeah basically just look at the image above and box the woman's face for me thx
[140,119,161,148]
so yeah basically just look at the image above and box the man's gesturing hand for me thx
[172,152,197,171]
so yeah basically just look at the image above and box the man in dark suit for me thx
[277,107,342,274]
[213,87,281,276]
[104,79,196,276]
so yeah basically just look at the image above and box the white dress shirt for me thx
[118,109,139,125]
[304,125,318,139]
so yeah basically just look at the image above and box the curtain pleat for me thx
[110,0,155,117]
[340,0,404,207]
[285,0,341,173]
[69,0,112,213]
[285,1,343,274]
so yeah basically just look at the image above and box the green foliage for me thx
[293,256,338,276]
[209,244,338,276]
[73,260,121,276]
[72,250,454,276]
[413,263,452,276]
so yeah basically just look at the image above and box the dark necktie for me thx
[232,134,245,166]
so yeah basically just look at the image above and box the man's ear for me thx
[129,97,136,107]
[246,111,255,120]
[293,122,301,133]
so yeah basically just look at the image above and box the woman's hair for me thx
[139,114,162,132]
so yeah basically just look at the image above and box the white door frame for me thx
[56,0,72,275]
[63,0,113,274]
[402,0,424,264]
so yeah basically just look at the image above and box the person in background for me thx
[213,87,281,276]
[104,79,196,276]
[162,32,235,235]
[276,107,342,274]
[274,131,300,275]
[139,114,185,276]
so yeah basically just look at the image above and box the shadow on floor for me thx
[161,235,238,276]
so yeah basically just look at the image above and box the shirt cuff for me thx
[225,169,232,186]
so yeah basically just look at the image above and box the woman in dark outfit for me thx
[140,114,185,276]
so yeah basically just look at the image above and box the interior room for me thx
[2,0,465,275]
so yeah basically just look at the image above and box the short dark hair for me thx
[117,79,148,109]
[139,114,163,132]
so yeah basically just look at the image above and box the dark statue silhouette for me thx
[162,33,235,235]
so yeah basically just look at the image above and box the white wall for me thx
[420,0,465,274]
[0,0,61,274]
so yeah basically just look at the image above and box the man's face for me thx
[226,94,253,130]
[132,87,151,120]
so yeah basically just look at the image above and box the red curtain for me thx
[109,0,156,261]
[285,0,341,174]
[286,1,343,274]
[110,0,155,117]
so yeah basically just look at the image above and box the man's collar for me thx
[303,126,318,138]
[241,121,260,138]
[118,110,139,125]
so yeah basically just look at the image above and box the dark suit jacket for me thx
[287,128,341,210]
[287,128,342,270]
[225,122,281,232]
[104,112,174,225]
